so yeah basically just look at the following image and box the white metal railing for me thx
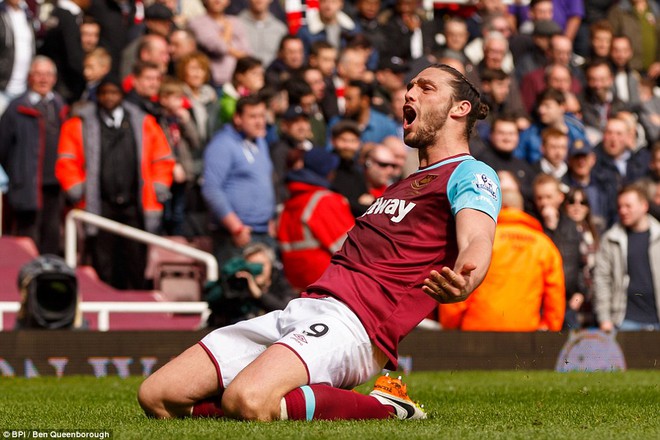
[0,301,208,331]
[0,209,222,332]
[65,209,218,282]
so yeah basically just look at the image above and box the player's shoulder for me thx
[450,157,500,186]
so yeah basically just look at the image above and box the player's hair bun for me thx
[476,101,489,120]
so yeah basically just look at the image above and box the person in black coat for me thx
[38,0,89,103]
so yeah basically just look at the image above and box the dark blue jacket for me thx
[0,92,67,211]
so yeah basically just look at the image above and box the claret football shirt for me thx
[305,153,501,368]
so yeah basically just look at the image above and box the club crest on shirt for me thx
[411,174,438,191]
[473,173,499,200]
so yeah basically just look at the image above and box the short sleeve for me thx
[447,159,501,222]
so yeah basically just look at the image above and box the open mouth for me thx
[403,105,417,129]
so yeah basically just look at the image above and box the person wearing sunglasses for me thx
[562,187,600,328]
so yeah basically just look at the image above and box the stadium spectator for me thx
[352,0,386,57]
[85,0,137,76]
[217,56,264,127]
[465,14,514,73]
[157,77,202,236]
[0,56,67,255]
[515,88,589,164]
[378,0,438,64]
[475,116,537,212]
[167,29,198,75]
[206,242,297,328]
[202,95,276,264]
[328,80,398,146]
[371,56,409,119]
[607,0,660,77]
[468,33,515,100]
[308,41,339,120]
[121,35,171,92]
[587,19,614,61]
[285,75,326,148]
[0,0,36,116]
[476,68,529,140]
[520,35,584,114]
[278,147,354,291]
[264,35,305,88]
[533,173,585,329]
[80,47,112,103]
[38,0,88,104]
[592,116,650,195]
[437,16,471,68]
[514,19,562,81]
[226,0,285,21]
[188,0,251,87]
[270,105,315,205]
[511,0,554,36]
[573,2,616,57]
[120,3,174,80]
[56,74,174,289]
[466,0,515,40]
[361,143,399,203]
[594,184,660,331]
[328,46,370,118]
[382,135,410,181]
[542,64,582,115]
[238,0,288,68]
[440,173,565,331]
[176,51,217,146]
[79,16,101,55]
[329,120,369,217]
[296,0,360,56]
[610,35,642,108]
[561,140,613,232]
[561,186,600,327]
[581,60,631,145]
[531,127,569,182]
[125,61,164,119]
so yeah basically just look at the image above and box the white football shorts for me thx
[199,297,386,390]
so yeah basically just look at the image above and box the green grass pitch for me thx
[1,371,659,440]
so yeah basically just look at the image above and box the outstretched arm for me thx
[423,209,496,303]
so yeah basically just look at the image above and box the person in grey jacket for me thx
[594,183,660,331]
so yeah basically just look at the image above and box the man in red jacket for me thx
[278,148,355,291]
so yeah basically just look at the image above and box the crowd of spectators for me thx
[1,0,659,331]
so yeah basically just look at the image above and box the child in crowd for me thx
[158,77,202,235]
[81,47,112,102]
[533,127,570,183]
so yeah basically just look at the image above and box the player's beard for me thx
[404,100,452,150]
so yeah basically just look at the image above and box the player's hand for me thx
[422,263,476,304]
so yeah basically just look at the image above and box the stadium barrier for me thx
[0,301,208,332]
[64,209,218,282]
[0,329,658,377]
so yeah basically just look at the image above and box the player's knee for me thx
[221,386,278,421]
[137,378,171,419]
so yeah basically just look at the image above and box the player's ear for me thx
[450,100,471,118]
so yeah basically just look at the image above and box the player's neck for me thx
[417,134,469,167]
